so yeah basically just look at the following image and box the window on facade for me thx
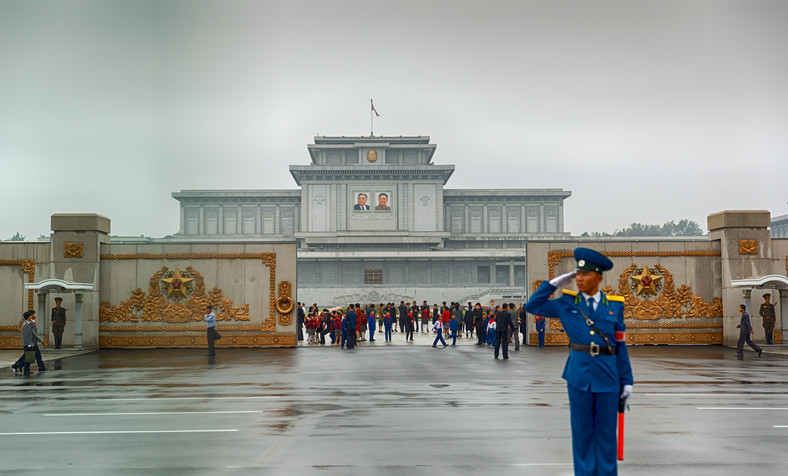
[223,210,237,235]
[243,209,256,234]
[205,210,218,235]
[186,209,198,235]
[508,210,520,233]
[470,211,482,233]
[527,209,539,233]
[546,208,558,233]
[363,269,382,284]
[477,266,490,283]
[489,211,501,233]
[451,210,463,234]
[281,210,294,235]
[262,211,275,234]
[496,265,509,284]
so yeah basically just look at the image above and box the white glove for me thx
[620,385,633,408]
[549,271,576,288]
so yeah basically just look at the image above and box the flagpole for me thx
[370,99,374,136]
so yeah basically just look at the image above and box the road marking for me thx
[0,429,238,436]
[774,426,788,428]
[646,393,788,397]
[94,396,281,401]
[45,410,263,417]
[698,407,788,410]
[510,463,573,466]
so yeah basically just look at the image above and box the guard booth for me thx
[25,279,94,349]
[731,275,787,344]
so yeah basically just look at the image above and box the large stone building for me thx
[172,135,571,305]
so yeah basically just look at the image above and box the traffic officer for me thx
[525,248,633,476]
[535,314,546,348]
[759,293,776,344]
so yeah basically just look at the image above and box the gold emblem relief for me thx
[546,250,721,280]
[99,253,279,332]
[603,263,722,320]
[99,265,250,323]
[739,240,757,255]
[366,149,378,163]
[0,259,35,309]
[64,242,83,258]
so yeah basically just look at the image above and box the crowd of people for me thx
[296,299,547,351]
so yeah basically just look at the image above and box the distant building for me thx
[772,213,788,238]
[172,135,571,305]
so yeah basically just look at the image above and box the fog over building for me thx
[172,135,571,305]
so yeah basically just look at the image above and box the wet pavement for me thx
[2,342,788,475]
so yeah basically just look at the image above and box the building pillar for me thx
[781,290,787,342]
[74,293,84,349]
[509,261,515,287]
[742,289,752,321]
[37,293,47,347]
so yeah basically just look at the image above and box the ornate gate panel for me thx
[98,251,296,348]
[529,250,724,346]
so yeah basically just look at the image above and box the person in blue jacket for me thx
[525,248,633,476]
[448,315,459,346]
[535,315,546,348]
[344,304,357,349]
[367,304,377,342]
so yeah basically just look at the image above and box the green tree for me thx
[6,232,25,241]
[582,220,704,237]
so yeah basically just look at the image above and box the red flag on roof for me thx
[371,99,380,117]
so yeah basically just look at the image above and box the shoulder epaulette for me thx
[607,295,625,302]
[562,289,578,296]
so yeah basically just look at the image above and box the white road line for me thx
[510,463,574,467]
[774,426,788,428]
[45,410,263,417]
[0,429,238,436]
[645,393,788,397]
[94,396,281,401]
[698,407,788,410]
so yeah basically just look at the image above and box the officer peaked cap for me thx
[574,248,613,274]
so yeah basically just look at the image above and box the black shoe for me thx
[503,357,509,359]
[494,356,499,359]
[432,345,437,348]
[758,349,763,357]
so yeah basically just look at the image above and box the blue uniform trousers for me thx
[538,331,545,347]
[384,325,392,341]
[432,332,446,347]
[567,384,619,476]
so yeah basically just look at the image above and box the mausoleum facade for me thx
[172,135,571,305]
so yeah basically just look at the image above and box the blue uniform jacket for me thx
[345,311,357,331]
[525,281,633,393]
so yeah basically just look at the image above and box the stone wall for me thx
[0,214,297,350]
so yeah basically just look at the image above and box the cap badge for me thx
[578,260,586,267]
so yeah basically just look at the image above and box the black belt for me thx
[568,342,616,357]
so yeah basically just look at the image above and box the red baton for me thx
[617,398,626,461]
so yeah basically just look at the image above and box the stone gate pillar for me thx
[50,214,110,350]
[707,210,772,346]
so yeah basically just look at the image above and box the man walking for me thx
[509,303,520,350]
[737,304,763,359]
[204,305,217,356]
[494,303,515,359]
[759,293,776,345]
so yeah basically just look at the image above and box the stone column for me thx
[707,210,772,346]
[37,293,47,347]
[50,213,110,350]
[781,290,787,342]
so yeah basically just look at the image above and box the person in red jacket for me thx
[441,306,451,337]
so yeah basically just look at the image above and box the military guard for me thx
[759,293,776,344]
[51,297,67,349]
[525,248,633,476]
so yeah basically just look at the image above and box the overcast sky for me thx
[2,0,787,240]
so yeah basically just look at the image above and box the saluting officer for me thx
[759,293,776,344]
[525,248,633,476]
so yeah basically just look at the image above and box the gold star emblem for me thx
[630,266,662,296]
[161,268,193,299]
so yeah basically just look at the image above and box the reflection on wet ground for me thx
[1,345,787,475]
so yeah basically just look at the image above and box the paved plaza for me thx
[2,341,788,475]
